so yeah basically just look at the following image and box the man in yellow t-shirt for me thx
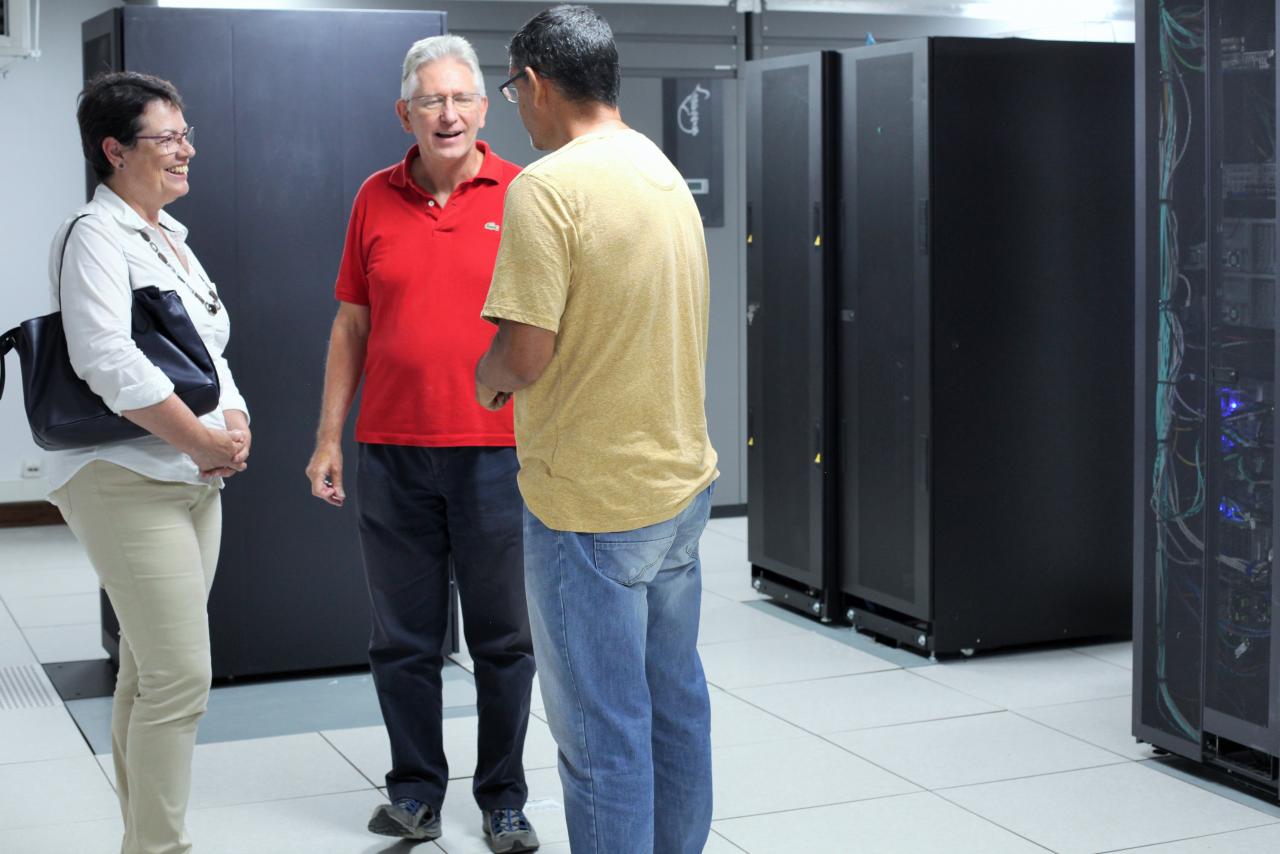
[474,6,718,853]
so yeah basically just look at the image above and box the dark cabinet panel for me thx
[744,53,836,610]
[87,7,447,678]
[839,43,930,620]
[746,38,1133,654]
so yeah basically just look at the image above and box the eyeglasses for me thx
[135,126,195,152]
[499,70,528,104]
[407,93,485,114]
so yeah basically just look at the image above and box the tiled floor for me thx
[2,520,1279,853]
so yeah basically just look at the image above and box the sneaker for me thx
[368,797,441,840]
[482,807,540,853]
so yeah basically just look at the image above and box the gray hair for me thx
[401,35,485,100]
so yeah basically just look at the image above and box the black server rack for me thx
[743,53,840,620]
[83,7,457,679]
[1134,0,1280,795]
[839,38,1135,656]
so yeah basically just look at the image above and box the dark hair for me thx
[77,71,185,182]
[508,5,620,107]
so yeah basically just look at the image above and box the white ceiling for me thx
[760,0,1135,22]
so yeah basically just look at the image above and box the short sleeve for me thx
[334,188,370,305]
[481,173,575,333]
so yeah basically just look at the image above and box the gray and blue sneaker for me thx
[482,808,540,853]
[368,797,441,840]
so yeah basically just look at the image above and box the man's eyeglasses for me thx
[407,93,485,114]
[135,126,195,152]
[499,70,528,104]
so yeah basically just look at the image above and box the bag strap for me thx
[0,214,94,402]
[56,213,93,311]
[0,328,12,400]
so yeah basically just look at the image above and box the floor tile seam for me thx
[1011,691,1133,713]
[818,708,1009,737]
[705,662,903,692]
[185,783,385,815]
[711,788,929,823]
[1090,819,1280,853]
[695,629,810,649]
[926,787,1060,853]
[700,588,741,605]
[1137,758,1280,820]
[707,828,750,853]
[317,729,387,793]
[909,665,1127,711]
[700,526,746,546]
[0,601,50,684]
[176,783,384,819]
[9,619,102,630]
[1006,706,1153,763]
[927,757,1166,795]
[715,677,913,726]
[0,745,106,771]
[1067,647,1135,673]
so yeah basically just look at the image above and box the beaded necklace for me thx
[138,230,221,315]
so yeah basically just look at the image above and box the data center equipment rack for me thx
[743,52,840,621]
[838,37,1134,655]
[83,6,455,679]
[1134,0,1280,795]
[746,38,1135,653]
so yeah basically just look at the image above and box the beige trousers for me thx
[51,460,221,854]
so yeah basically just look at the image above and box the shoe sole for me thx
[368,810,441,841]
[483,831,539,853]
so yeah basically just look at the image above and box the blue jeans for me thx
[523,486,714,854]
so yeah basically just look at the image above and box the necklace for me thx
[138,230,221,315]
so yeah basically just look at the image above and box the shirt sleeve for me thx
[212,341,249,421]
[55,216,175,414]
[334,187,370,305]
[481,173,575,332]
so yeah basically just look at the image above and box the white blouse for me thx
[44,184,249,491]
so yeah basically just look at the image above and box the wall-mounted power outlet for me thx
[20,459,43,479]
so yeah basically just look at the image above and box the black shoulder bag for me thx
[0,215,221,451]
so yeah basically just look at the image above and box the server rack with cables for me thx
[838,37,1134,656]
[743,52,840,621]
[1134,0,1280,795]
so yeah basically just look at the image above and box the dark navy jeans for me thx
[356,444,534,811]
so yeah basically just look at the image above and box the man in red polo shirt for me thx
[304,35,538,854]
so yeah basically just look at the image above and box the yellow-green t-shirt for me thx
[481,128,718,533]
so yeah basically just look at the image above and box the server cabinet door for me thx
[1134,0,1210,758]
[1200,0,1279,757]
[118,7,445,678]
[744,53,832,590]
[836,42,931,620]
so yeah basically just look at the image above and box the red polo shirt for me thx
[335,141,520,446]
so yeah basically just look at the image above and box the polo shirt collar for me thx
[389,139,501,191]
[92,182,189,241]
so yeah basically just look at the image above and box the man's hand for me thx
[476,379,512,411]
[306,441,346,507]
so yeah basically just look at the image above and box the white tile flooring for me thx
[2,519,1280,852]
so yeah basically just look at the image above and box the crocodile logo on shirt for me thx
[484,222,500,232]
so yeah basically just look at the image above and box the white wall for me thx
[0,0,117,503]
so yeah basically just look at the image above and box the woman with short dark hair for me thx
[47,70,250,854]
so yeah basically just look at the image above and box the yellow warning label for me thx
[814,235,822,247]
[747,233,754,245]
[748,437,754,447]
[814,452,822,463]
